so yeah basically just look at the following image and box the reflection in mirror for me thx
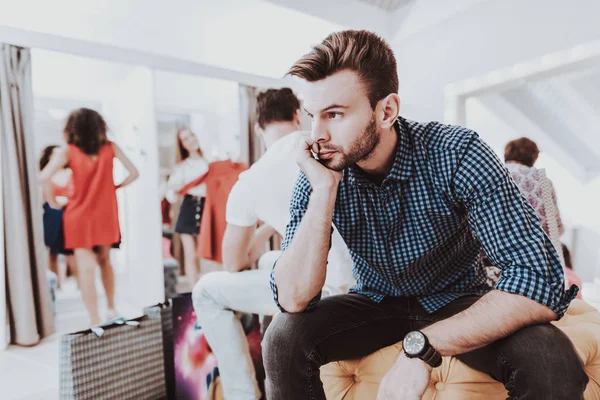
[32,49,148,330]
[154,71,242,293]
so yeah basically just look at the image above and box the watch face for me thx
[403,331,426,356]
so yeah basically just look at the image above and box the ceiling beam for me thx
[476,94,589,183]
[542,79,600,156]
[0,25,282,89]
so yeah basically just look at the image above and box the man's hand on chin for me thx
[376,353,432,400]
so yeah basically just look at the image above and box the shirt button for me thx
[195,214,200,219]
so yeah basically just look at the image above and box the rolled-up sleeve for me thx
[452,135,577,318]
[270,172,322,312]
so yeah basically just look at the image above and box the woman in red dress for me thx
[40,108,139,325]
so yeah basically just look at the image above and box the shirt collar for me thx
[347,117,413,187]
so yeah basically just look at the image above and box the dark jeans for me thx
[262,293,588,400]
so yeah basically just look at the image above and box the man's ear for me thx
[254,122,264,136]
[294,109,302,127]
[378,94,401,129]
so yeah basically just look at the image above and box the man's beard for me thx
[318,116,380,172]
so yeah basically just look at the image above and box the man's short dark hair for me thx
[256,88,300,129]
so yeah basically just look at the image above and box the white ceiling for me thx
[13,0,600,184]
[568,69,600,112]
[498,66,600,179]
[356,0,413,11]
[1,0,344,79]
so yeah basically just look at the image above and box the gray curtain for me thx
[239,85,265,165]
[0,44,55,345]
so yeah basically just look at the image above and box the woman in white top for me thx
[168,128,209,286]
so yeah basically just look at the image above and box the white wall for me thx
[393,0,600,122]
[465,97,516,152]
[106,67,164,307]
[154,70,241,161]
[31,48,137,149]
[215,89,242,161]
[31,50,137,102]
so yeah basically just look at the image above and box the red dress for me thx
[180,160,247,263]
[63,143,120,249]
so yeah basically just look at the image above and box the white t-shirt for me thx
[226,131,356,296]
[166,157,209,202]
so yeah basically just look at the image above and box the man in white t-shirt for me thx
[192,88,355,400]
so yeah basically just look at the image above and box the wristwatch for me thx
[402,331,442,368]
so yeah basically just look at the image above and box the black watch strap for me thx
[421,345,442,368]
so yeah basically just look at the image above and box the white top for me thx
[166,157,209,203]
[226,131,356,296]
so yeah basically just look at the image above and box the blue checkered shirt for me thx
[271,117,577,317]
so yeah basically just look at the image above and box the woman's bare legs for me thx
[66,255,78,288]
[95,245,116,315]
[180,234,199,288]
[48,252,60,289]
[74,248,101,326]
[65,254,76,278]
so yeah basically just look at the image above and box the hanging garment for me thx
[180,160,247,263]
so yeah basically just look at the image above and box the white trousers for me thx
[191,253,280,400]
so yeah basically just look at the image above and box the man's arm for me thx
[423,289,555,356]
[387,285,558,400]
[113,142,140,189]
[377,290,556,399]
[39,146,68,209]
[273,182,337,313]
[223,171,278,272]
[272,134,342,313]
[221,223,276,273]
[423,135,573,355]
[41,180,61,209]
[378,133,574,399]
[247,224,277,265]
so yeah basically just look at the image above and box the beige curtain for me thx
[239,85,265,165]
[0,44,55,345]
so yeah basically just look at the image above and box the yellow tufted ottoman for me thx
[321,300,600,399]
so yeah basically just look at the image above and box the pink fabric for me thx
[505,162,563,236]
